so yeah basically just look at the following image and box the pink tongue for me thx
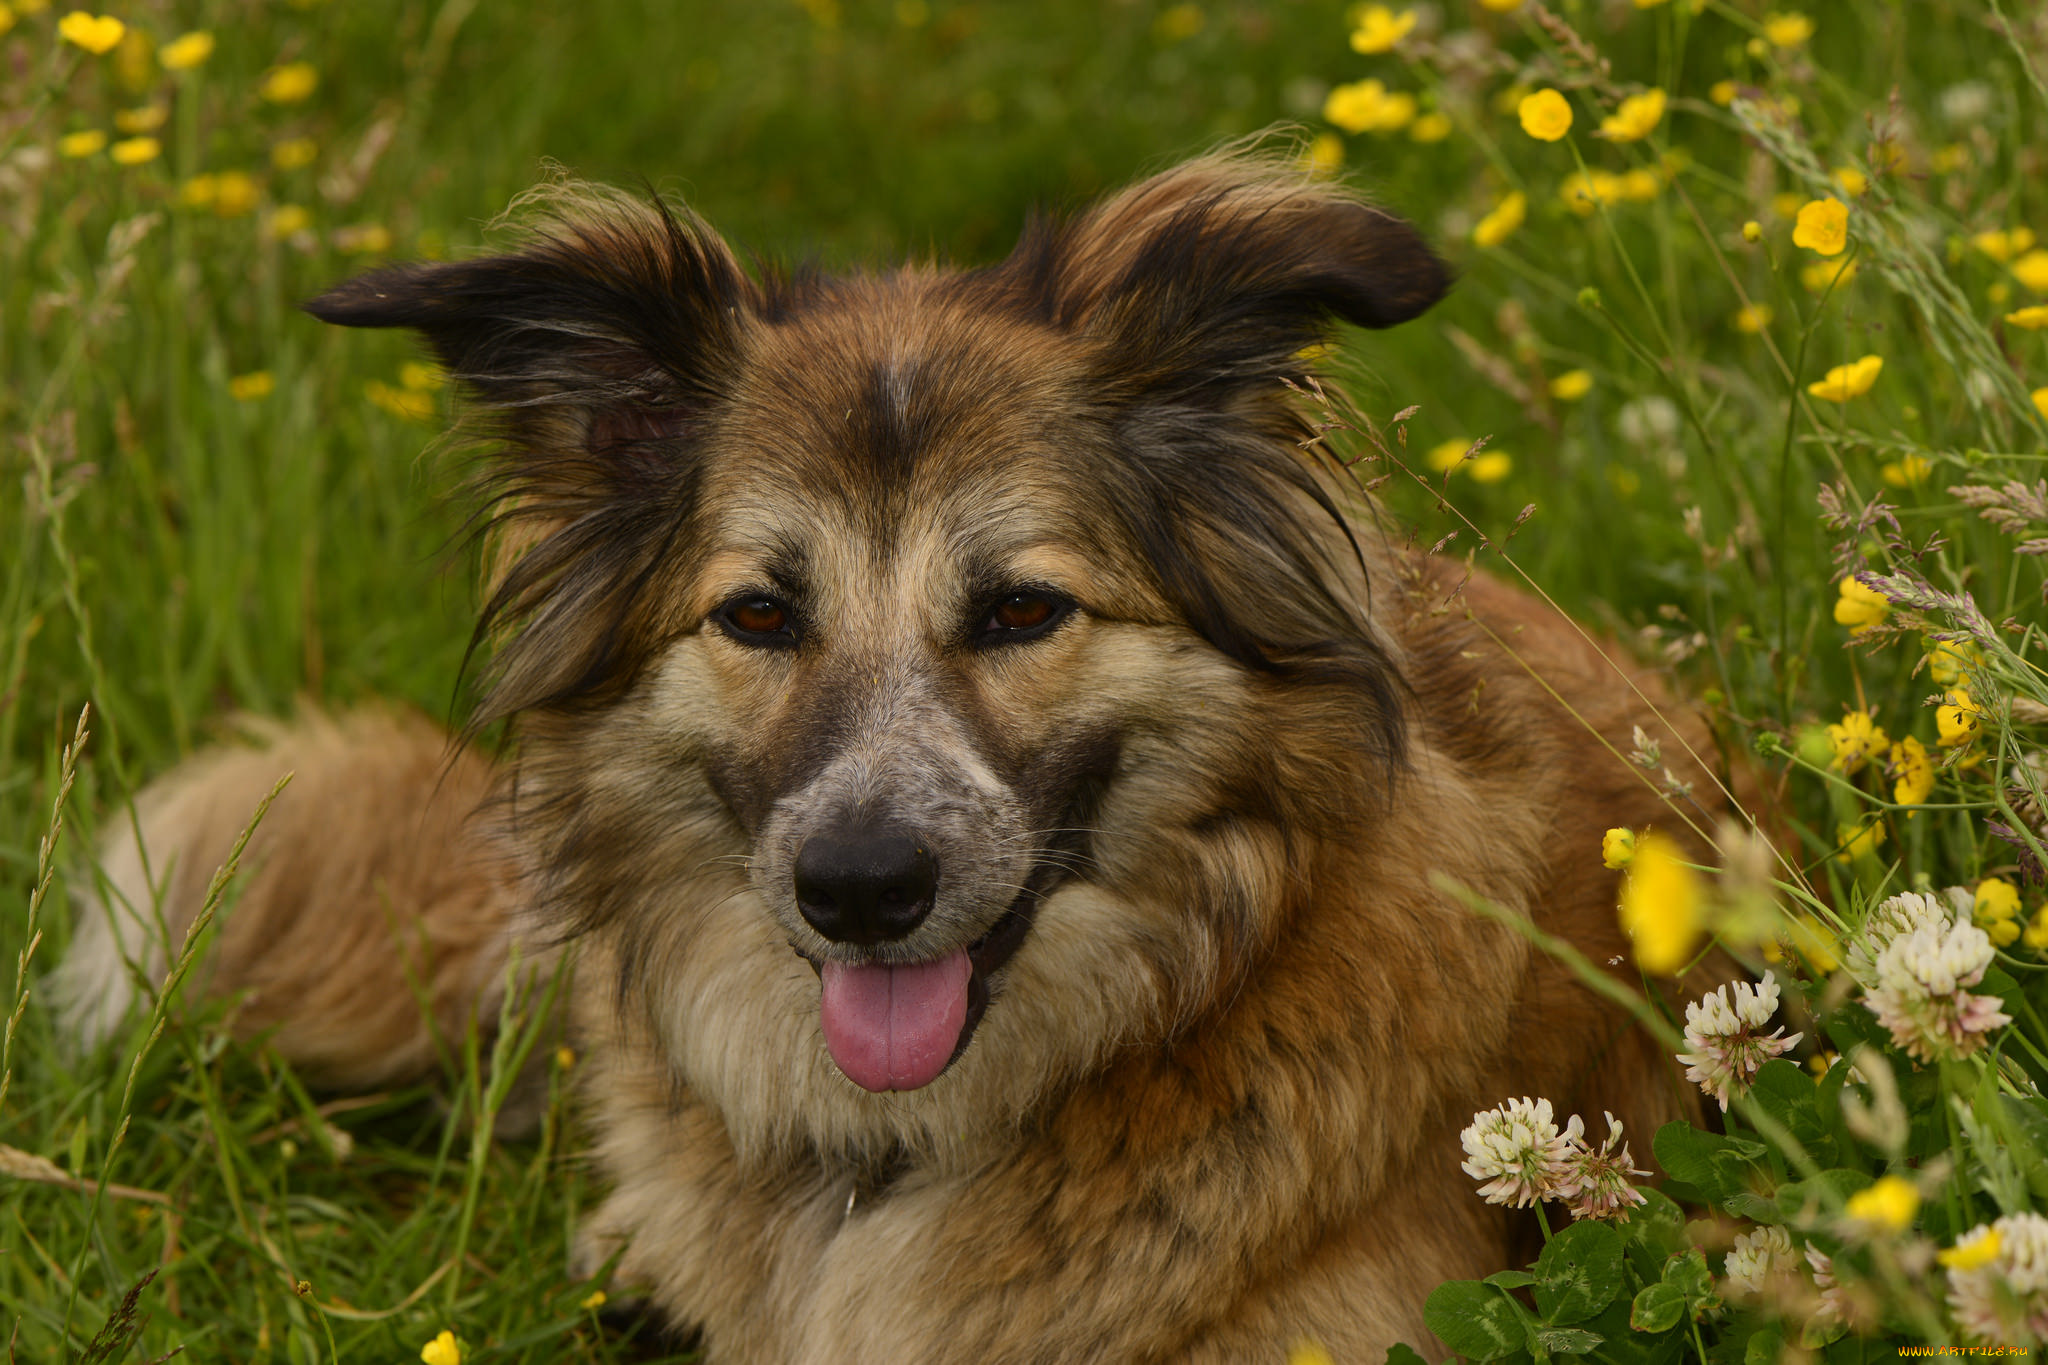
[818,949,972,1092]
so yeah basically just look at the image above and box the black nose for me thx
[793,825,939,945]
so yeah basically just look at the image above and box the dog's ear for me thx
[995,149,1448,404]
[305,186,756,724]
[305,184,753,454]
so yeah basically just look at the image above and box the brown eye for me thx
[731,600,786,633]
[978,591,1069,643]
[992,595,1054,630]
[718,595,796,646]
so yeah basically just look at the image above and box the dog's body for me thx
[62,153,1718,1361]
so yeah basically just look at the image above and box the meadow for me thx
[5,0,2048,1359]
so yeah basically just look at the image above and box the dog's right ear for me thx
[305,187,755,453]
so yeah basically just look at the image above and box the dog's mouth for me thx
[795,888,1042,1094]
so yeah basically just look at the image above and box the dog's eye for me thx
[977,592,1069,643]
[717,595,797,647]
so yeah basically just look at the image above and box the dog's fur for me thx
[60,151,1721,1361]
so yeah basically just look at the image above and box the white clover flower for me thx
[1555,1112,1648,1222]
[1846,889,1955,979]
[1616,395,1681,447]
[1460,1097,1577,1207]
[1676,970,1803,1110]
[1805,1243,1854,1328]
[1939,81,1993,125]
[1725,1225,1799,1300]
[1947,1212,2048,1347]
[1865,914,2012,1063]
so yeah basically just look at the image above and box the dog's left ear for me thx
[999,150,1448,404]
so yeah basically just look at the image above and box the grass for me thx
[5,0,2048,1359]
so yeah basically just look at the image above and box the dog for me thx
[60,148,1720,1361]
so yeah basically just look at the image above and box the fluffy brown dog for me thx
[61,150,1718,1361]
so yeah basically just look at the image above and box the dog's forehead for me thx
[701,277,1102,568]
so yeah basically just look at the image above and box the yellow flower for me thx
[2035,387,2048,421]
[1826,710,1889,775]
[580,1289,608,1311]
[1477,0,1523,10]
[1834,576,1889,634]
[1833,165,1868,197]
[272,137,319,171]
[2007,305,2048,329]
[211,170,259,218]
[1349,6,1415,53]
[1518,88,1573,142]
[260,61,319,104]
[1323,80,1414,135]
[1602,827,1636,869]
[1835,819,1884,863]
[1807,354,1883,402]
[555,1045,577,1069]
[1619,831,1700,975]
[0,5,14,37]
[337,223,395,255]
[1772,191,1803,220]
[1991,282,2012,306]
[1734,303,1773,334]
[1472,191,1526,249]
[1889,736,1933,805]
[1469,452,1511,482]
[1932,143,1970,175]
[2015,249,2048,293]
[229,371,276,402]
[109,136,159,165]
[1559,170,1624,216]
[1633,0,1671,7]
[266,204,311,238]
[1618,168,1662,202]
[400,361,447,392]
[1792,198,1849,256]
[1781,915,1840,974]
[158,30,214,70]
[1845,1175,1918,1232]
[1302,133,1343,179]
[1550,369,1593,402]
[420,1330,462,1365]
[1937,689,1983,748]
[1801,256,1857,293]
[1289,1344,1337,1365]
[1741,219,1763,243]
[1880,455,1931,488]
[1762,11,1814,47]
[1152,3,1201,41]
[1709,79,1738,106]
[58,129,107,158]
[1599,88,1666,142]
[1973,227,2035,263]
[1927,639,1981,687]
[57,11,124,53]
[1974,879,2022,947]
[1427,439,1468,473]
[1410,111,1453,143]
[1938,1227,2004,1272]
[2025,908,2048,953]
[367,379,435,423]
[114,104,167,134]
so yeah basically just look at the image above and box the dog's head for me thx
[309,149,1447,1155]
